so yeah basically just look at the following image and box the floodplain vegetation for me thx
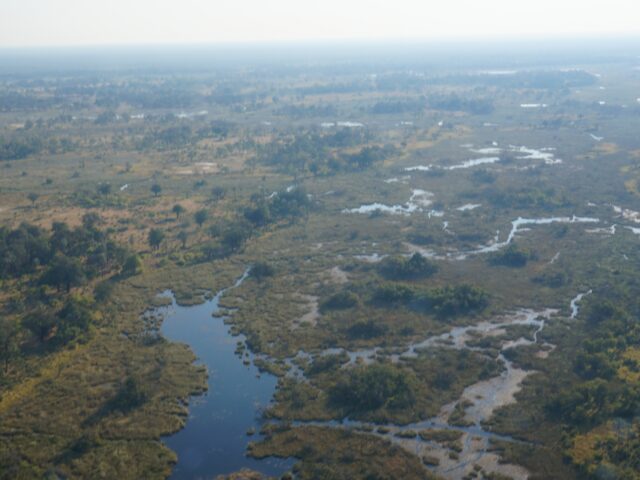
[0,47,639,479]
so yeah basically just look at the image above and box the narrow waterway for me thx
[273,306,576,479]
[157,272,294,479]
[154,265,591,479]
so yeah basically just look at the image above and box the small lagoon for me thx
[158,273,293,479]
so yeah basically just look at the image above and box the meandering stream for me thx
[157,272,293,479]
[271,299,590,479]
[153,265,592,479]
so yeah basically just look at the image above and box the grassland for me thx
[1,53,640,479]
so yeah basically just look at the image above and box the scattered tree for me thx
[22,309,57,343]
[177,230,189,249]
[97,183,112,195]
[194,209,208,228]
[331,364,417,414]
[250,262,275,280]
[378,253,438,280]
[148,228,165,251]
[41,255,86,292]
[122,254,143,276]
[172,203,185,219]
[211,186,226,201]
[110,376,147,412]
[151,183,162,197]
[0,319,20,374]
[81,212,101,230]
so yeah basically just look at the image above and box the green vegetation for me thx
[320,291,359,311]
[330,363,418,415]
[489,243,534,267]
[253,130,397,175]
[1,46,639,480]
[249,425,434,479]
[378,253,438,280]
[372,281,489,318]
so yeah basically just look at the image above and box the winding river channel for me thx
[154,265,593,479]
[158,272,293,479]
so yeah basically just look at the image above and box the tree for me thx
[0,319,20,374]
[222,226,249,253]
[122,254,143,276]
[41,255,86,292]
[378,253,438,280]
[244,202,271,226]
[94,280,115,301]
[250,262,275,280]
[172,204,186,219]
[151,184,162,197]
[27,192,39,206]
[23,309,57,343]
[321,291,359,311]
[211,186,226,201]
[81,212,101,230]
[56,298,93,344]
[110,377,147,412]
[489,243,532,267]
[148,228,165,251]
[194,209,208,228]
[97,183,112,195]
[177,230,189,249]
[331,364,417,414]
[424,284,489,317]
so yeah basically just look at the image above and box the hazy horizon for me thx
[2,0,640,48]
[0,36,638,76]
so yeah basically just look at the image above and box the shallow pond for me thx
[158,273,293,479]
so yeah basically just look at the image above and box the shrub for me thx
[306,352,349,377]
[347,320,388,340]
[372,284,415,304]
[122,254,143,276]
[109,377,148,412]
[320,291,359,311]
[420,284,489,317]
[251,262,276,280]
[378,253,438,280]
[330,364,417,414]
[489,243,533,267]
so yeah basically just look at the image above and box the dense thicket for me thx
[253,130,396,175]
[0,218,131,285]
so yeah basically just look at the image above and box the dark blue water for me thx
[159,274,293,479]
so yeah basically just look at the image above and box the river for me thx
[157,272,293,479]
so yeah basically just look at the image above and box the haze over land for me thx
[1,0,640,47]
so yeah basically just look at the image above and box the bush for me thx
[347,320,388,340]
[378,253,438,280]
[40,255,86,292]
[330,364,417,414]
[251,262,276,280]
[306,352,349,377]
[420,284,489,318]
[489,243,533,267]
[122,254,143,276]
[471,169,496,184]
[584,300,626,326]
[532,270,569,287]
[372,284,415,304]
[406,233,435,245]
[320,291,359,311]
[110,377,147,412]
[55,298,93,344]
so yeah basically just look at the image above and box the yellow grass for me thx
[0,343,89,415]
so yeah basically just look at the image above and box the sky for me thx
[1,0,640,48]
